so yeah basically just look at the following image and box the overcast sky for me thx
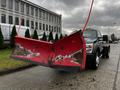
[28,0,120,36]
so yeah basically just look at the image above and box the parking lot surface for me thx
[0,44,120,90]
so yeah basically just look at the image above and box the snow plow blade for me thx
[11,31,86,71]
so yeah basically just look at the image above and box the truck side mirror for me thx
[103,35,108,42]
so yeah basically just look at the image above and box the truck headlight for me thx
[86,44,94,53]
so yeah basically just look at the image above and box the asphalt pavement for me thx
[0,43,120,90]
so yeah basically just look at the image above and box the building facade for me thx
[0,0,62,35]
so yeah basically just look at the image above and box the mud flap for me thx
[11,31,86,71]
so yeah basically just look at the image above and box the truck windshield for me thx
[83,30,97,38]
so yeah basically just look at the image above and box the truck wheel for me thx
[106,49,109,59]
[91,52,100,69]
[102,46,110,59]
[106,46,110,58]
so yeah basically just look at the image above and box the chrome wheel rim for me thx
[96,54,100,67]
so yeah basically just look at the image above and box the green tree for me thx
[25,29,30,38]
[10,25,17,48]
[60,33,63,39]
[41,32,47,41]
[32,30,38,40]
[48,32,53,42]
[55,33,59,42]
[0,26,4,49]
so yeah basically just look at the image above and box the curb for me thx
[0,64,38,76]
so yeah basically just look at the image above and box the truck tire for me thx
[106,49,109,59]
[91,52,100,69]
[106,46,110,58]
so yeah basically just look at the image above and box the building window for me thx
[56,27,57,32]
[58,18,60,24]
[21,2,24,14]
[43,24,45,31]
[9,16,13,24]
[31,7,34,16]
[26,20,29,27]
[56,17,58,24]
[15,0,19,11]
[44,12,46,20]
[57,27,59,32]
[39,23,42,30]
[26,4,29,15]
[52,26,53,32]
[53,16,55,23]
[58,18,61,24]
[46,13,48,21]
[51,15,54,22]
[35,22,38,29]
[9,0,13,9]
[39,9,42,19]
[15,17,19,25]
[21,18,24,26]
[35,8,38,17]
[31,21,34,29]
[1,0,6,8]
[49,25,51,31]
[57,18,59,24]
[43,11,45,20]
[1,14,6,23]
[56,17,58,23]
[54,27,56,32]
[54,16,56,23]
[49,14,51,22]
[46,24,48,31]
[59,27,61,33]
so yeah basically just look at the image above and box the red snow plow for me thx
[11,32,86,71]
[11,0,95,72]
